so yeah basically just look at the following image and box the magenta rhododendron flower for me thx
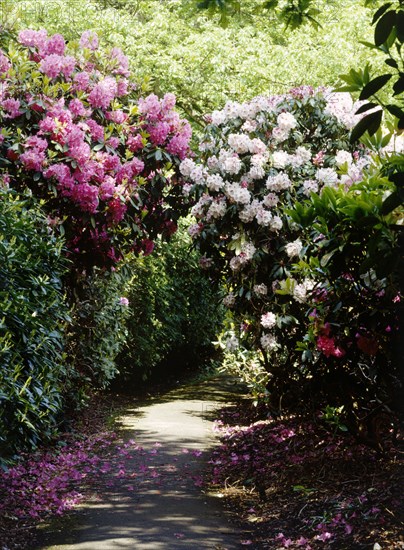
[106,109,128,124]
[18,28,48,49]
[20,149,46,171]
[39,54,76,79]
[110,47,130,76]
[316,335,345,358]
[0,50,11,74]
[88,77,118,109]
[0,28,192,270]
[1,97,22,118]
[42,33,66,56]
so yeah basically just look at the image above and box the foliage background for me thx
[4,0,377,135]
[116,221,224,385]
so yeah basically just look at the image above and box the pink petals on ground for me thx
[0,436,210,528]
[205,404,401,549]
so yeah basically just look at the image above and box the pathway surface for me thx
[36,376,250,549]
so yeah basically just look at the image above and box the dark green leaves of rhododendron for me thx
[339,1,404,142]
[0,190,69,462]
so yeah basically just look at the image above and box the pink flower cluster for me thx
[0,49,11,74]
[139,93,192,159]
[316,335,345,358]
[0,29,192,269]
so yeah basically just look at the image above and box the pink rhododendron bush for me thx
[0,28,191,272]
[185,87,401,437]
[0,28,194,456]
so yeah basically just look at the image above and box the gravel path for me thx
[37,377,249,549]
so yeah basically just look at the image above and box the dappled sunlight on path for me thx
[36,376,249,549]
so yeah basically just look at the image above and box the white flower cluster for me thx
[324,91,362,130]
[254,283,268,295]
[266,172,291,192]
[223,155,242,175]
[206,174,224,192]
[226,334,239,351]
[228,133,253,154]
[293,278,316,303]
[222,292,236,308]
[188,223,202,237]
[302,179,318,196]
[229,241,256,271]
[190,193,211,218]
[260,333,278,351]
[225,182,251,205]
[317,167,339,187]
[285,239,303,258]
[207,198,227,220]
[261,311,276,329]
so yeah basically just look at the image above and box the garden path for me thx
[37,376,250,549]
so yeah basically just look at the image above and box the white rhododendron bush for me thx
[182,86,373,384]
[183,85,401,425]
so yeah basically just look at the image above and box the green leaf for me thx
[350,110,383,143]
[385,58,398,68]
[381,190,404,214]
[320,250,337,267]
[372,3,393,25]
[396,10,404,42]
[355,102,378,114]
[262,0,279,9]
[385,104,404,119]
[374,10,396,46]
[359,74,392,99]
[359,40,377,49]
[393,73,404,95]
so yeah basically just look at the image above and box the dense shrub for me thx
[185,87,402,437]
[0,28,191,276]
[64,268,131,392]
[0,189,69,462]
[284,166,402,439]
[0,26,195,409]
[185,87,368,353]
[116,222,224,384]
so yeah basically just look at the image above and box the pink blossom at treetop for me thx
[0,28,192,270]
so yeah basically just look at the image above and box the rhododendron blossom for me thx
[0,29,192,270]
[184,87,370,366]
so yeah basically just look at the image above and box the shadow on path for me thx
[35,375,251,549]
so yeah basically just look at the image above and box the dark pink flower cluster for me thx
[0,29,192,270]
[316,335,345,358]
[139,92,191,159]
[356,333,379,356]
